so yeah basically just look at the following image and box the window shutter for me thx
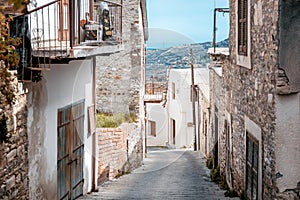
[238,0,248,55]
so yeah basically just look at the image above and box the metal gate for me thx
[57,100,85,200]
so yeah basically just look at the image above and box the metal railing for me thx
[9,0,123,81]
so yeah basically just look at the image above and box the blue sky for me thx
[146,0,229,48]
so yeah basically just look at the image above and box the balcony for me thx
[144,82,166,103]
[9,0,123,81]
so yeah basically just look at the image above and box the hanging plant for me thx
[0,6,23,106]
[0,13,22,69]
[0,113,8,143]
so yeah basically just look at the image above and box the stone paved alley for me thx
[80,148,238,200]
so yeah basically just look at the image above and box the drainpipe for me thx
[144,103,147,154]
[92,57,98,191]
[196,85,201,151]
[69,0,73,48]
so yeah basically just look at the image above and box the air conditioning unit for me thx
[84,24,102,43]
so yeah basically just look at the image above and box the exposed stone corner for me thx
[277,68,299,95]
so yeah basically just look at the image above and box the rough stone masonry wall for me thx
[98,123,143,184]
[209,55,230,177]
[96,0,144,116]
[209,62,225,170]
[0,64,28,199]
[226,0,279,198]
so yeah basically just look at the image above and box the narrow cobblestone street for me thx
[80,148,238,200]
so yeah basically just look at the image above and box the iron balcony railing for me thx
[10,0,122,81]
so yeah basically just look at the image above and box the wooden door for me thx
[213,106,219,168]
[171,119,176,145]
[58,100,84,200]
[225,120,232,187]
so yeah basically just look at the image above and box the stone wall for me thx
[97,123,143,184]
[208,54,229,177]
[96,0,146,116]
[0,64,28,199]
[209,65,224,169]
[198,85,210,157]
[226,0,279,198]
[98,128,127,184]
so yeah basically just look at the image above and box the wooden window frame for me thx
[172,82,175,99]
[238,0,248,55]
[58,0,70,40]
[149,120,156,137]
[63,3,68,30]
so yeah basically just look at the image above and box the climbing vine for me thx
[0,1,29,105]
[0,14,19,105]
[0,13,22,69]
[0,1,29,142]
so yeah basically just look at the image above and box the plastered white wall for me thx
[167,69,194,148]
[146,103,168,147]
[275,93,300,192]
[27,59,94,199]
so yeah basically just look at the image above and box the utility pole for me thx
[190,49,197,151]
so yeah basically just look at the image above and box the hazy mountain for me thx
[146,39,228,82]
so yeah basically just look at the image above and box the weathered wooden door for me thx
[213,106,219,168]
[225,120,232,187]
[57,100,84,200]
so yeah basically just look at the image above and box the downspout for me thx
[69,0,73,48]
[92,57,97,191]
[196,85,201,150]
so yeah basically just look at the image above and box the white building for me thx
[10,0,124,199]
[27,59,97,199]
[166,68,209,149]
[145,102,168,147]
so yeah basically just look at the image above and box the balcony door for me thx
[58,0,70,41]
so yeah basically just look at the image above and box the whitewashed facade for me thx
[166,68,209,149]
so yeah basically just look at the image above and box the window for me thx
[238,0,248,55]
[58,0,69,40]
[172,82,175,99]
[88,105,96,136]
[63,4,68,30]
[246,132,259,200]
[148,120,156,137]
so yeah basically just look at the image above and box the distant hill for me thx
[146,39,228,82]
